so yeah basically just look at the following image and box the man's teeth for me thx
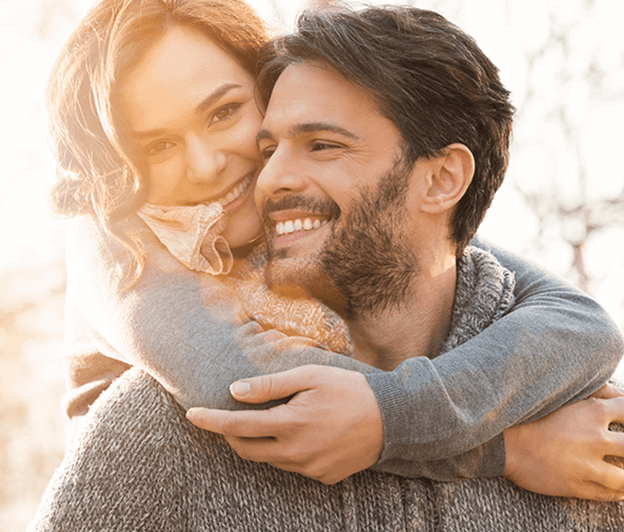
[276,218,328,236]
[218,176,251,207]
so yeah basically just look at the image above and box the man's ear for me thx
[421,143,474,214]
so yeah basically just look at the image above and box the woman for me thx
[44,0,622,494]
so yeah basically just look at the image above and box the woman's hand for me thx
[186,365,384,484]
[504,384,624,501]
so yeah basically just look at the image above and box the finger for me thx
[225,436,287,464]
[577,482,624,502]
[587,461,624,493]
[592,383,624,400]
[186,406,290,438]
[268,460,344,484]
[605,428,624,452]
[229,366,319,404]
[266,462,304,475]
[604,397,624,424]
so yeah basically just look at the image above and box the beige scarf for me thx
[137,202,353,356]
[137,202,234,276]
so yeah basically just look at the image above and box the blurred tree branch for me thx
[504,0,624,295]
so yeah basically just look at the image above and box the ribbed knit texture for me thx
[29,367,624,531]
[28,246,624,531]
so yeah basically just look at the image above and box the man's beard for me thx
[264,158,419,319]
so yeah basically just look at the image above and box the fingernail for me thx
[230,381,251,397]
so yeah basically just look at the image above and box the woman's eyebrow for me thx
[129,83,243,139]
[195,83,242,115]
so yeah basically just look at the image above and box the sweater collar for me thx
[441,245,516,355]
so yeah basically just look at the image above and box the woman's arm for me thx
[64,215,375,413]
[185,234,624,483]
[65,216,624,481]
[366,236,623,473]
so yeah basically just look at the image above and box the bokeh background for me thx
[1,0,623,530]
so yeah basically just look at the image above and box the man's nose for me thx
[255,148,307,200]
[185,136,227,184]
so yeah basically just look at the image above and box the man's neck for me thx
[347,263,457,371]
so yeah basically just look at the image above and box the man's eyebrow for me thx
[256,122,361,144]
[256,129,275,144]
[128,83,242,139]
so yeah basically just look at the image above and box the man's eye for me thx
[311,142,340,152]
[260,146,276,162]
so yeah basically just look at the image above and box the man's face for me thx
[255,63,426,315]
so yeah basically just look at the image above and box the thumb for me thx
[229,365,316,404]
[591,382,624,400]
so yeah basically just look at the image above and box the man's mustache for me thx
[263,196,341,220]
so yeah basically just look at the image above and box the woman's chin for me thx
[223,214,263,251]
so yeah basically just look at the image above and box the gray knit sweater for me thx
[61,214,624,480]
[29,247,624,531]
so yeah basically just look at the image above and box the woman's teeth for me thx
[218,176,251,207]
[276,218,328,236]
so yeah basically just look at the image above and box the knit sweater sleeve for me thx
[63,216,623,480]
[367,235,624,477]
[64,215,380,414]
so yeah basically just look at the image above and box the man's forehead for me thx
[261,62,382,138]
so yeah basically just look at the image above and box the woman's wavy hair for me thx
[257,5,515,257]
[47,0,268,282]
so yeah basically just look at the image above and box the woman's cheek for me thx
[146,160,182,203]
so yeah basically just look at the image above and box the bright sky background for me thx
[1,0,622,325]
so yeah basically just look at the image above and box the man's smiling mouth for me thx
[264,197,340,239]
[275,217,328,236]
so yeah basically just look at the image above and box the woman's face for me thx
[117,25,263,249]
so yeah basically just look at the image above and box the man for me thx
[30,5,624,530]
[188,3,624,500]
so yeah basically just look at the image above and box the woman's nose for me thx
[185,136,227,184]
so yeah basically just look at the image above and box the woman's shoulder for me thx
[67,214,174,267]
[66,213,220,294]
[67,215,135,276]
[67,214,153,254]
[67,214,173,290]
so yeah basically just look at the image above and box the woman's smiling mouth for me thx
[215,175,252,208]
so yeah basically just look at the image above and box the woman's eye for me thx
[208,104,240,127]
[144,141,174,156]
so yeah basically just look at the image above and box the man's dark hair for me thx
[257,5,515,255]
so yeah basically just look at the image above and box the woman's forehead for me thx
[116,25,254,132]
